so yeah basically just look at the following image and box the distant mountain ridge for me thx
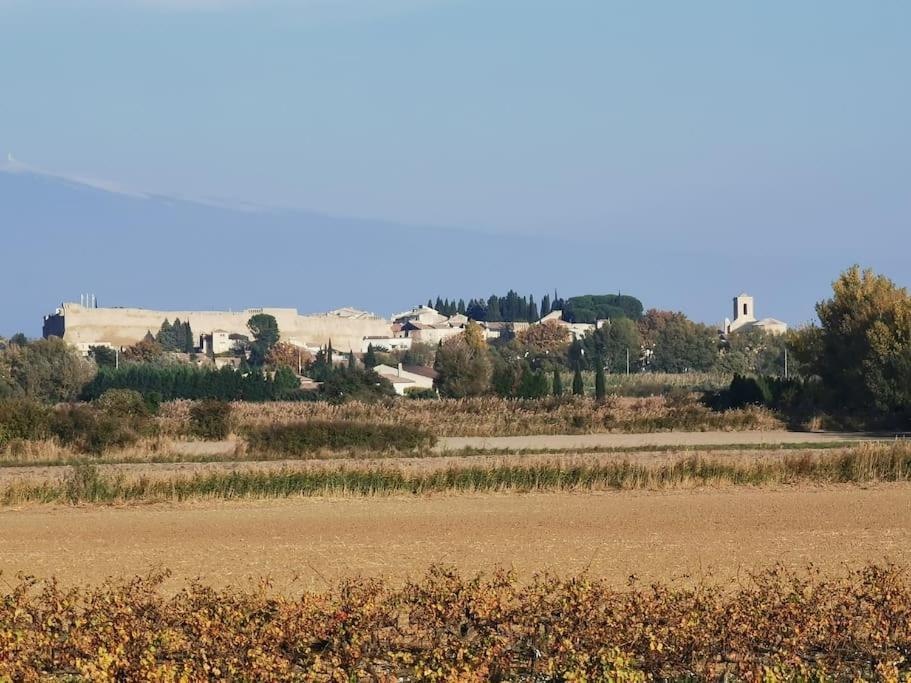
[0,168,583,337]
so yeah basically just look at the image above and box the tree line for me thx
[428,290,567,323]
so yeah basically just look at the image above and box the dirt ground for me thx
[437,430,878,451]
[1,486,908,592]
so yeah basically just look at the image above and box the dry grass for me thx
[159,395,783,438]
[2,442,908,506]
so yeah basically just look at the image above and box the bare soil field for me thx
[2,486,908,593]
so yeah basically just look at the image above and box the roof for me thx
[325,307,379,319]
[403,365,439,380]
[374,371,414,385]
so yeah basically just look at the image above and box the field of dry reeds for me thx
[159,395,783,438]
[2,442,908,506]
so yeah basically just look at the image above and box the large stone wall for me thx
[43,303,393,353]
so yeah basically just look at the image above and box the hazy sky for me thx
[1,0,909,330]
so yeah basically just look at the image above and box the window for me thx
[743,303,748,316]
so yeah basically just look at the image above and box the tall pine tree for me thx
[552,367,563,396]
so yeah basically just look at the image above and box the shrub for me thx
[0,399,51,445]
[95,389,151,419]
[64,462,108,503]
[49,405,145,455]
[189,400,232,440]
[404,387,438,400]
[244,421,436,454]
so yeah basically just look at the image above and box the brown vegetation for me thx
[2,564,910,680]
[159,395,783,438]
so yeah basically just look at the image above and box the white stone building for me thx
[724,294,788,336]
[372,363,438,396]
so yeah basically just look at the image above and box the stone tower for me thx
[733,293,755,324]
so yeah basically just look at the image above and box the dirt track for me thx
[2,486,908,592]
[437,430,877,451]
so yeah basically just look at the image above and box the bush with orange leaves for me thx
[2,564,911,681]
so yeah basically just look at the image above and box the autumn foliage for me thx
[2,564,911,681]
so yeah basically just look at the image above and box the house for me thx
[213,356,242,370]
[724,294,788,336]
[200,330,247,355]
[372,363,438,396]
[532,309,597,339]
[391,305,449,326]
[400,320,464,345]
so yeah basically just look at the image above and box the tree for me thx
[401,342,436,367]
[247,314,280,367]
[122,338,164,364]
[517,367,549,399]
[638,309,686,350]
[540,294,552,318]
[0,337,95,402]
[266,342,307,372]
[364,343,378,369]
[563,294,644,323]
[650,315,718,373]
[518,320,571,356]
[89,346,118,369]
[348,351,356,370]
[156,319,177,351]
[795,266,911,418]
[552,367,563,396]
[9,333,28,347]
[594,361,606,400]
[572,368,584,396]
[718,329,789,377]
[583,318,640,373]
[433,330,491,398]
[486,296,502,322]
[528,295,539,322]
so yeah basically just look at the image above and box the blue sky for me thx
[1,0,909,332]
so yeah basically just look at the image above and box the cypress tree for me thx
[552,367,563,396]
[541,294,551,317]
[183,321,194,352]
[348,350,356,370]
[595,360,606,400]
[326,340,334,369]
[528,295,539,322]
[572,368,584,396]
[427,299,434,309]
[487,296,501,322]
[458,299,466,315]
[364,343,377,368]
[174,318,185,352]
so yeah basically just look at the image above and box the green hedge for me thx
[244,421,436,454]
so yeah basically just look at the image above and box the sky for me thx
[1,0,909,332]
